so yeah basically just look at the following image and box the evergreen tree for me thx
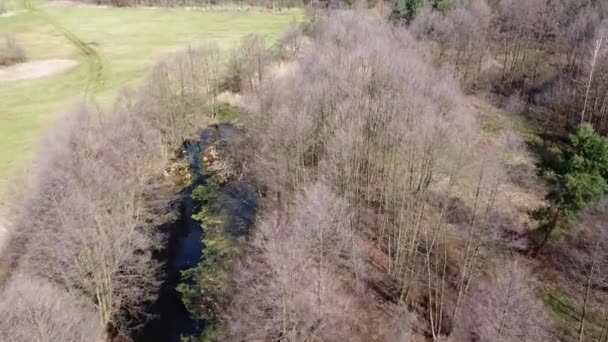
[389,0,461,24]
[534,124,608,252]
[389,0,424,24]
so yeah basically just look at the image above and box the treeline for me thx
[405,0,608,135]
[196,12,553,340]
[86,0,306,9]
[71,0,365,11]
[0,47,219,340]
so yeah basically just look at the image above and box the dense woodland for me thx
[2,0,608,341]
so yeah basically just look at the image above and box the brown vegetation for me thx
[541,201,608,341]
[227,183,379,340]
[410,0,608,135]
[216,8,608,341]
[0,273,104,342]
[225,11,527,340]
[455,260,552,341]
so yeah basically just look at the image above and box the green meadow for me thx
[0,3,298,177]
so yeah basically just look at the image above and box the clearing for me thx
[0,3,299,177]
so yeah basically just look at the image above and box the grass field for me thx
[0,3,299,177]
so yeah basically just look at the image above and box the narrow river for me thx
[136,124,257,342]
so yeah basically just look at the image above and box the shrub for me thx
[0,35,26,66]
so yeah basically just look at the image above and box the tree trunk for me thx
[534,210,560,257]
[578,243,598,342]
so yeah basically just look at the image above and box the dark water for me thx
[136,123,255,342]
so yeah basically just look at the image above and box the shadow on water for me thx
[136,123,255,342]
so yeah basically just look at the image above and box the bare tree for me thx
[551,200,608,341]
[9,104,173,336]
[227,183,379,341]
[224,34,270,94]
[0,273,104,342]
[582,38,604,123]
[559,5,601,77]
[235,12,515,340]
[139,45,220,147]
[456,259,552,341]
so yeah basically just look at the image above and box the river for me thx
[136,123,256,342]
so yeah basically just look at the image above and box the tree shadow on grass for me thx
[527,140,560,178]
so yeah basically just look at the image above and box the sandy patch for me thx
[0,10,20,17]
[0,59,78,82]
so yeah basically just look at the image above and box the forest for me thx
[1,0,608,341]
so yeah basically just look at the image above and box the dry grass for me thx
[467,94,547,218]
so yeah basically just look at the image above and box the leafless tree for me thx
[550,201,608,341]
[0,273,104,342]
[8,104,173,336]
[227,183,379,341]
[574,23,608,132]
[559,5,601,77]
[225,34,269,94]
[277,25,308,61]
[410,0,561,91]
[236,11,510,340]
[412,0,494,88]
[456,259,552,341]
[139,45,220,147]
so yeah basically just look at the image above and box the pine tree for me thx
[389,0,424,23]
[534,124,608,253]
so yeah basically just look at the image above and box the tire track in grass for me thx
[23,0,105,101]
